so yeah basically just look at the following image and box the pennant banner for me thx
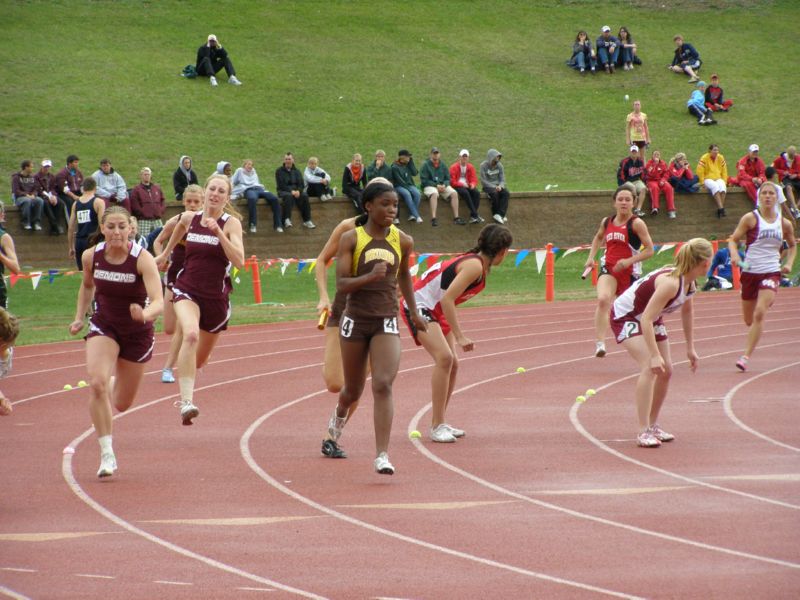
[30,272,42,290]
[280,260,289,276]
[658,244,675,255]
[561,247,581,258]
[534,249,547,274]
[514,249,530,267]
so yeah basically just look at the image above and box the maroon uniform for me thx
[87,242,155,362]
[166,213,190,289]
[173,212,233,333]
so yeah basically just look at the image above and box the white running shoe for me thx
[374,452,395,475]
[430,424,457,443]
[284,218,293,228]
[637,430,661,448]
[649,424,674,442]
[229,75,242,85]
[415,216,423,223]
[97,452,117,478]
[492,214,504,224]
[302,220,316,229]
[595,341,606,357]
[327,408,347,441]
[210,76,218,87]
[442,423,465,438]
[161,367,175,383]
[175,399,199,426]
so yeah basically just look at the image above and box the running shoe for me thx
[649,424,675,442]
[321,439,347,458]
[374,452,395,475]
[595,341,607,358]
[161,367,175,383]
[442,423,465,438]
[175,399,199,426]
[430,424,457,443]
[636,430,661,448]
[327,408,347,441]
[97,452,117,478]
[736,355,749,372]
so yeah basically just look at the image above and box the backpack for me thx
[181,64,197,79]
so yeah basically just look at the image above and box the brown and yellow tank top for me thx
[345,225,403,318]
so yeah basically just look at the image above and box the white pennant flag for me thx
[561,247,580,258]
[280,260,289,276]
[534,249,547,274]
[658,244,675,255]
[409,263,420,276]
[30,272,42,290]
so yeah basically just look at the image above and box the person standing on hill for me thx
[129,167,166,237]
[480,149,510,224]
[196,34,242,87]
[626,100,650,158]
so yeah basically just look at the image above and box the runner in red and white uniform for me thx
[152,184,204,384]
[400,224,512,442]
[585,185,654,358]
[155,175,244,426]
[69,207,164,477]
[610,238,712,448]
[729,182,796,371]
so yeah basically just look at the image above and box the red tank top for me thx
[92,241,148,332]
[175,211,232,299]
[411,254,486,311]
[604,214,641,268]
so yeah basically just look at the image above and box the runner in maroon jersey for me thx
[68,207,164,477]
[152,184,204,384]
[585,186,654,358]
[610,238,712,447]
[400,224,512,443]
[155,175,244,426]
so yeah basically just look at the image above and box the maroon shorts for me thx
[740,271,780,301]
[611,316,668,344]
[401,304,449,346]
[86,317,155,363]
[339,313,399,342]
[600,265,636,296]
[166,262,182,289]
[172,286,231,333]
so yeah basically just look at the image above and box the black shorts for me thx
[339,313,399,342]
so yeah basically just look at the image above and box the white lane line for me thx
[74,573,115,579]
[153,580,192,586]
[0,585,31,600]
[0,568,36,573]
[723,361,800,452]
[237,587,276,593]
[240,397,643,600]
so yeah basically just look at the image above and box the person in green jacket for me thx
[391,149,422,222]
[421,148,466,227]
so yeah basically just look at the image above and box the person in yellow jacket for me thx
[696,144,729,218]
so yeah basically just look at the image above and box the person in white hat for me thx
[596,26,619,73]
[196,34,242,87]
[35,159,66,235]
[729,144,766,204]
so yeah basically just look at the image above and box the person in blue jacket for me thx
[702,246,744,290]
[687,81,717,126]
[669,35,701,82]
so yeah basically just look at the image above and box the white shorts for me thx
[704,179,726,195]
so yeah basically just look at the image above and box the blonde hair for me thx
[671,152,686,164]
[204,174,242,220]
[0,307,19,344]
[183,184,203,200]
[671,238,713,277]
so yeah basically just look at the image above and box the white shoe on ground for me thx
[327,408,347,441]
[97,452,117,478]
[175,399,199,426]
[442,423,465,438]
[374,452,395,475]
[595,341,606,357]
[492,214,503,224]
[161,367,175,383]
[302,220,316,229]
[430,424,457,443]
[229,75,242,85]
[210,76,218,87]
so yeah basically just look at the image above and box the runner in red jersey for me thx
[69,207,164,477]
[400,224,512,443]
[152,184,204,384]
[610,238,712,448]
[585,186,654,358]
[155,175,244,426]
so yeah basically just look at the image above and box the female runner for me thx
[401,224,512,442]
[323,181,427,474]
[153,184,204,383]
[729,182,796,371]
[610,238,712,447]
[585,185,654,357]
[155,175,244,425]
[69,207,164,476]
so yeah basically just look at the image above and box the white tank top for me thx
[744,209,783,274]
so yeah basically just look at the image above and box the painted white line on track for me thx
[74,573,115,579]
[0,586,30,600]
[153,580,192,586]
[0,568,36,573]
[723,361,800,452]
[237,587,276,593]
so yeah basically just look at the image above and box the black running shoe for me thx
[321,439,347,458]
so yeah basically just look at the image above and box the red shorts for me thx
[611,316,668,344]
[339,313,399,342]
[172,286,231,333]
[86,316,155,363]
[600,264,636,295]
[401,304,449,346]
[740,272,780,301]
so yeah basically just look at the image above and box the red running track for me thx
[1,291,799,599]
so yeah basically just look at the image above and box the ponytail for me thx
[671,238,713,278]
[467,224,513,261]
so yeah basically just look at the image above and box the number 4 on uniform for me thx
[383,317,398,334]
[340,316,354,338]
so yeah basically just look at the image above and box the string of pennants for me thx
[7,242,683,290]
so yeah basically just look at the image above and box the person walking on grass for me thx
[69,207,164,477]
[610,238,713,448]
[401,224,512,443]
[728,182,796,372]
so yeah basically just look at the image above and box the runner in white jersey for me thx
[729,182,796,371]
[610,238,712,448]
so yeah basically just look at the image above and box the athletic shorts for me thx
[327,292,347,329]
[166,262,183,289]
[740,271,781,301]
[86,316,155,363]
[339,313,399,342]
[400,304,448,346]
[600,264,636,296]
[172,286,231,333]
[611,315,668,344]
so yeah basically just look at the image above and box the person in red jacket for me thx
[129,167,166,237]
[644,150,676,218]
[728,144,766,204]
[773,146,800,219]
[449,149,483,224]
[668,152,700,194]
[704,74,733,112]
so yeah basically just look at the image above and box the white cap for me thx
[630,145,640,152]
[748,144,759,152]
[41,159,52,167]
[208,34,217,42]
[459,149,469,157]
[601,25,611,32]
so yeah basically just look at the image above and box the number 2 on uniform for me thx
[622,321,640,339]
[383,317,398,334]
[340,316,354,338]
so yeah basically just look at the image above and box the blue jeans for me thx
[670,175,700,193]
[13,194,44,226]
[598,46,619,66]
[619,47,633,65]
[394,186,421,219]
[244,188,281,229]
[574,52,596,70]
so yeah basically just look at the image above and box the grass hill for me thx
[3,0,799,195]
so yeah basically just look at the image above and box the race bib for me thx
[383,317,398,334]
[340,316,354,338]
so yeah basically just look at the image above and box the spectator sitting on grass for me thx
[11,160,44,231]
[304,157,334,201]
[129,167,166,237]
[687,81,717,126]
[568,30,596,74]
[55,154,83,218]
[702,246,744,291]
[275,152,314,229]
[0,307,20,416]
[616,26,638,71]
[93,158,129,211]
[449,149,483,224]
[669,34,701,82]
[196,34,242,87]
[481,149,510,224]
[697,143,728,218]
[645,150,676,218]
[729,144,766,205]
[617,146,647,216]
[421,148,465,227]
[342,153,367,213]
[391,149,423,223]
[232,159,282,234]
[35,159,65,235]
[596,26,619,74]
[173,155,198,201]
[705,74,733,112]
[669,152,700,193]
[626,100,650,158]
[773,146,800,218]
